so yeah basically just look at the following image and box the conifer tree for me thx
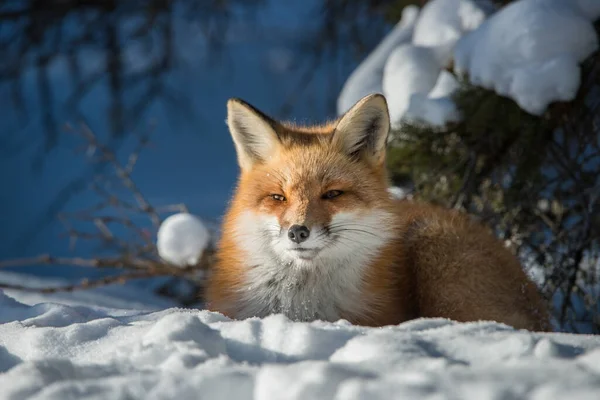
[384,0,600,332]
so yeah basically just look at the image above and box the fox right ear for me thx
[332,94,390,166]
[227,98,280,170]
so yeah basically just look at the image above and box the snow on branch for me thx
[339,0,600,128]
[454,0,599,116]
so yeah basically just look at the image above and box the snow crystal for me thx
[2,290,600,400]
[157,213,210,267]
[454,0,599,115]
[337,6,419,115]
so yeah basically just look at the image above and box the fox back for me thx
[206,94,550,331]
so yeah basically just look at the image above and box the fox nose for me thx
[288,225,310,243]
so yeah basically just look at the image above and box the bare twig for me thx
[68,123,162,227]
[0,272,160,293]
[0,254,154,270]
[0,124,216,300]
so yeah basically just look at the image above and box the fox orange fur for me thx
[206,94,550,331]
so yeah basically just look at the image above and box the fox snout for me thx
[287,225,310,243]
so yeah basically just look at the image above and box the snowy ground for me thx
[1,274,600,400]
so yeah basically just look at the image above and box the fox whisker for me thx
[328,227,382,239]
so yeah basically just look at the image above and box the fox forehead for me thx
[243,146,372,194]
[277,120,337,136]
[241,123,373,182]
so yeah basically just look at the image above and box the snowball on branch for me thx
[157,213,210,267]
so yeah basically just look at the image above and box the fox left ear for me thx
[226,98,281,170]
[332,94,390,165]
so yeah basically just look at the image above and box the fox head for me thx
[224,94,395,270]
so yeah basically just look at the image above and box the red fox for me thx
[206,94,550,331]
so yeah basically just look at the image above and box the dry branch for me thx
[0,124,215,301]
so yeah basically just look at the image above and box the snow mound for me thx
[454,0,599,115]
[2,291,600,399]
[157,213,210,267]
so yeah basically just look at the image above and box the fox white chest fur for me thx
[232,210,394,321]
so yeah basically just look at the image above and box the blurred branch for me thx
[279,0,394,116]
[0,272,154,293]
[0,248,215,294]
[0,123,215,301]
[390,43,600,332]
[0,254,154,270]
[1,0,266,153]
[67,123,162,227]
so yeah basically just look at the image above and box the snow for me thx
[453,0,599,115]
[2,287,600,399]
[401,70,463,126]
[429,70,462,99]
[157,213,210,267]
[402,69,462,126]
[382,43,464,127]
[380,0,486,127]
[388,186,412,200]
[404,93,462,127]
[0,271,178,313]
[339,0,599,127]
[412,0,490,49]
[350,0,489,127]
[382,45,443,125]
[336,6,419,115]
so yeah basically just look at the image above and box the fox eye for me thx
[270,194,286,202]
[322,190,343,200]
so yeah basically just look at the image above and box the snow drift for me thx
[1,288,600,400]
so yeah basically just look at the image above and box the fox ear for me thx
[227,98,280,170]
[332,94,390,165]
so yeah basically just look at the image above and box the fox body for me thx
[206,94,550,331]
